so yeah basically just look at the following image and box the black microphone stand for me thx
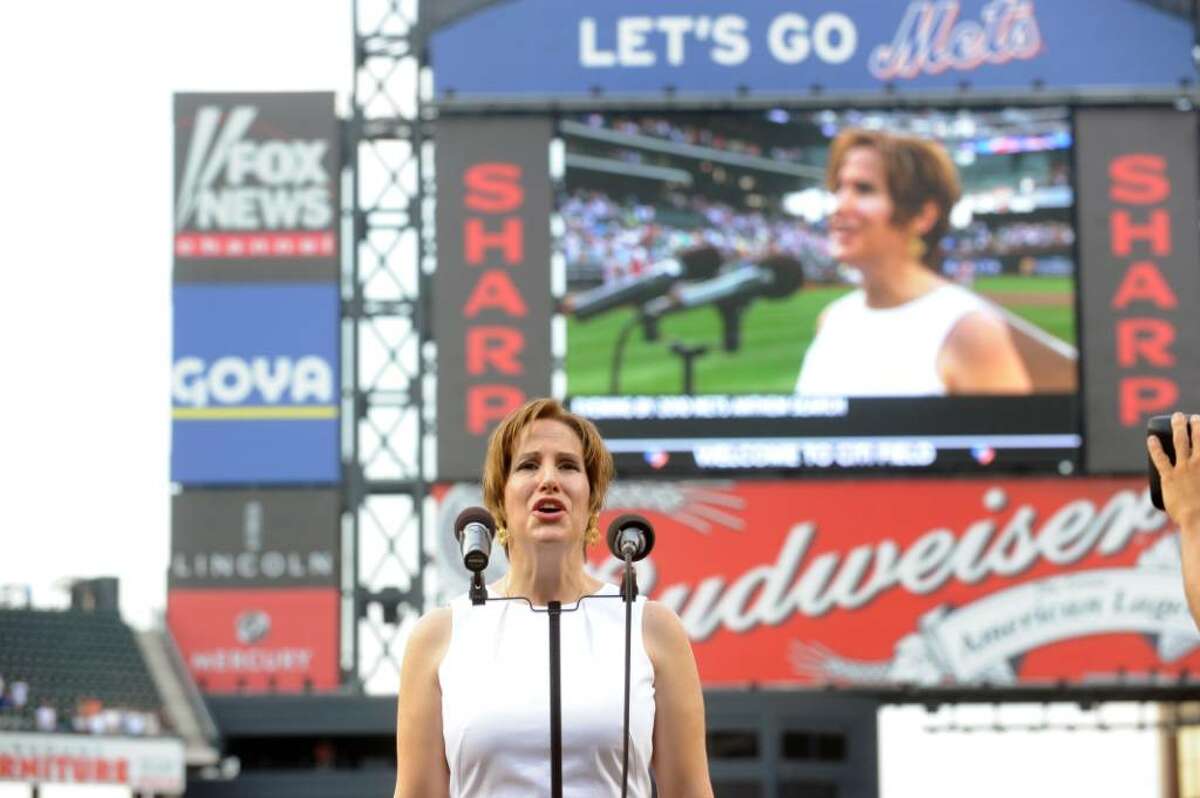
[466,570,640,798]
[609,316,642,395]
[620,552,638,798]
[468,571,487,606]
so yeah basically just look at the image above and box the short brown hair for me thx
[826,128,961,270]
[481,398,614,529]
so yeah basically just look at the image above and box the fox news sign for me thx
[428,0,1196,103]
[173,93,339,281]
[171,283,340,485]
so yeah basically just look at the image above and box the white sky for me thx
[0,2,1169,795]
[1,0,351,627]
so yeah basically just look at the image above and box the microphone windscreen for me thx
[679,246,723,280]
[606,513,656,561]
[757,255,805,298]
[454,506,495,541]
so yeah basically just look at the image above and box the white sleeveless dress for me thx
[439,582,656,797]
[795,282,994,396]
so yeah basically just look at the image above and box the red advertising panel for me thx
[436,478,1198,687]
[167,588,339,692]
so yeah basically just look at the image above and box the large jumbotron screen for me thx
[558,106,1079,476]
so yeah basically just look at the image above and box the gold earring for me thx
[908,236,927,262]
[584,514,600,546]
[496,525,509,546]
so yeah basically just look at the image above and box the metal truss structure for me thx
[341,0,532,693]
[345,0,434,692]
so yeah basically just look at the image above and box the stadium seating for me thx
[0,607,163,733]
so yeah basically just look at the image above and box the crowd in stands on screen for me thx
[944,220,1074,256]
[581,114,808,163]
[561,189,834,287]
[0,675,161,736]
[562,188,1075,290]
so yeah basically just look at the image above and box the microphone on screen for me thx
[606,513,655,562]
[640,254,805,351]
[454,506,496,574]
[563,246,723,321]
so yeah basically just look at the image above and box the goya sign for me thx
[171,283,339,485]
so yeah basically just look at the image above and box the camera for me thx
[1148,414,1194,511]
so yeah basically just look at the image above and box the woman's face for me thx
[828,146,912,267]
[503,419,591,551]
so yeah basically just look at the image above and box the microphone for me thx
[454,507,495,574]
[641,254,804,319]
[565,246,722,321]
[606,514,655,562]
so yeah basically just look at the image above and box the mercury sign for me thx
[171,283,340,484]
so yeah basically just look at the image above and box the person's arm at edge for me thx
[1149,412,1200,629]
[940,309,1032,394]
[394,607,452,798]
[644,601,714,798]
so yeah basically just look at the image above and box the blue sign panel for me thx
[429,0,1196,100]
[172,284,340,485]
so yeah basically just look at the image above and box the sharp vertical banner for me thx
[434,117,553,480]
[1076,108,1200,473]
[174,92,340,282]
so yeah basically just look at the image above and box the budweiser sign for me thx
[436,478,1198,686]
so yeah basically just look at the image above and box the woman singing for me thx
[795,128,1032,396]
[394,398,713,797]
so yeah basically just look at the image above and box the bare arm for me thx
[939,309,1032,394]
[1148,412,1200,629]
[394,608,451,798]
[644,601,713,798]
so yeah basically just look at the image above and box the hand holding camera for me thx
[1148,412,1200,630]
[1147,412,1200,526]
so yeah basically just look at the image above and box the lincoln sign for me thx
[436,477,1198,686]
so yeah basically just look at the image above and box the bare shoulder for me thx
[403,607,452,668]
[813,304,832,332]
[945,308,1011,356]
[642,600,692,666]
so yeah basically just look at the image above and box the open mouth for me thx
[532,498,566,520]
